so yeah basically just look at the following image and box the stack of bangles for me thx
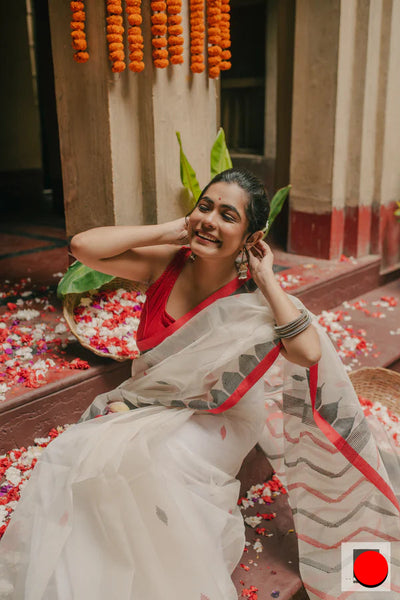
[273,308,312,338]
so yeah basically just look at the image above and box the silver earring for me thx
[237,248,248,279]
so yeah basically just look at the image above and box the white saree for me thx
[0,283,399,600]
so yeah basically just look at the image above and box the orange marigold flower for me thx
[191,43,203,53]
[126,0,141,5]
[154,58,169,68]
[71,29,86,39]
[152,48,169,59]
[208,65,220,78]
[106,15,123,25]
[169,45,184,55]
[129,50,144,61]
[221,49,231,60]
[191,62,205,73]
[166,5,181,15]
[168,35,184,45]
[72,10,85,21]
[126,6,141,14]
[109,42,124,51]
[128,14,143,25]
[152,37,168,48]
[72,38,87,51]
[109,50,125,61]
[151,24,167,36]
[107,33,123,43]
[107,4,123,14]
[73,51,89,63]
[70,21,85,30]
[151,13,168,25]
[168,15,182,24]
[207,45,221,56]
[220,60,231,70]
[171,55,184,64]
[191,24,205,32]
[220,39,230,49]
[129,61,144,72]
[152,1,167,10]
[128,26,142,36]
[208,35,221,44]
[168,25,183,35]
[70,1,84,9]
[107,24,124,34]
[112,60,126,72]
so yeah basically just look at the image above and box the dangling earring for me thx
[237,248,248,279]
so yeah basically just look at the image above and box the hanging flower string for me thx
[126,0,144,72]
[206,0,222,79]
[70,1,89,63]
[106,0,126,72]
[166,0,184,65]
[219,0,231,71]
[190,0,205,73]
[151,1,169,69]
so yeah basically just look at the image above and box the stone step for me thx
[314,278,400,373]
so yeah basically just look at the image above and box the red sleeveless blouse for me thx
[136,247,192,351]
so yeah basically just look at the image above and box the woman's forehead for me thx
[202,182,248,210]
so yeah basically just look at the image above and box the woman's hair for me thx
[193,168,270,235]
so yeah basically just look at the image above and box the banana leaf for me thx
[57,260,115,299]
[262,185,291,239]
[176,131,202,207]
[210,127,233,179]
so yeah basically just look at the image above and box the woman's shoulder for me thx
[147,245,190,285]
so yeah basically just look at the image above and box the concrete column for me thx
[376,0,400,272]
[48,1,217,237]
[289,0,342,259]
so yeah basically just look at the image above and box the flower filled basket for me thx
[62,278,148,362]
[349,367,400,415]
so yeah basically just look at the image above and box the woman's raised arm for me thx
[70,218,189,285]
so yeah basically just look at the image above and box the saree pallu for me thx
[0,288,399,599]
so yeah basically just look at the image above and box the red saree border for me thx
[137,271,252,352]
[206,340,284,414]
[309,364,400,514]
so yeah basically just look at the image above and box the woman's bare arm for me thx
[70,218,188,285]
[247,239,322,368]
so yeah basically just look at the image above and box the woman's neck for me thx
[189,254,238,293]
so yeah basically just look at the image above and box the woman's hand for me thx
[247,239,274,286]
[168,217,191,246]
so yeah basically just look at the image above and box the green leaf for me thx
[176,131,202,207]
[210,127,233,178]
[262,185,291,239]
[57,261,115,298]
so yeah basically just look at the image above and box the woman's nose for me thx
[201,210,216,228]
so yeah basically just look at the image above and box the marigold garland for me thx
[206,0,222,78]
[189,0,205,73]
[219,0,231,71]
[151,1,169,68]
[106,0,125,72]
[126,0,144,72]
[166,0,184,64]
[70,1,89,63]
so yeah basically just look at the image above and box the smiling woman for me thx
[1,169,399,600]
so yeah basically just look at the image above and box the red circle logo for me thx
[353,550,388,587]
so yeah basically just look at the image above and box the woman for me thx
[0,169,399,600]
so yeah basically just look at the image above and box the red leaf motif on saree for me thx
[220,425,227,440]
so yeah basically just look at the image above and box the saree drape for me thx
[0,287,399,599]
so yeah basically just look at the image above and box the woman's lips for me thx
[195,231,221,244]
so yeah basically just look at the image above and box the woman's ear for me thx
[245,230,264,248]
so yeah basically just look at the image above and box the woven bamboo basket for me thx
[349,367,400,416]
[63,278,148,361]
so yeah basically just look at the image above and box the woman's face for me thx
[187,181,250,260]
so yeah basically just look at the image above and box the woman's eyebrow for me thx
[200,196,241,219]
